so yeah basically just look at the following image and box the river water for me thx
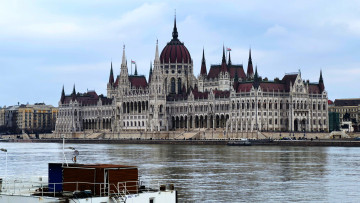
[1,142,360,202]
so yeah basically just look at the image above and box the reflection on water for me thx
[1,143,360,202]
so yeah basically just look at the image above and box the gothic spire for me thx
[253,66,260,89]
[228,51,232,66]
[319,69,324,83]
[155,39,160,63]
[220,45,228,72]
[134,64,138,75]
[222,45,226,63]
[247,48,254,79]
[109,61,114,84]
[121,45,126,66]
[172,12,178,40]
[319,70,325,92]
[200,48,207,75]
[61,85,65,104]
[149,61,153,83]
[71,84,77,101]
[72,84,76,95]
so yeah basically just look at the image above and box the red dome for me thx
[160,41,191,64]
[160,18,191,64]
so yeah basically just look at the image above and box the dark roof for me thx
[334,99,360,106]
[129,75,148,89]
[259,83,286,92]
[281,74,297,91]
[207,64,246,79]
[207,65,221,79]
[237,83,253,92]
[308,84,321,94]
[166,93,188,101]
[62,91,113,106]
[192,90,209,99]
[213,90,230,98]
[229,65,246,79]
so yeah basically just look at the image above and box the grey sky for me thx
[1,0,360,106]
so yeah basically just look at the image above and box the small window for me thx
[149,198,154,203]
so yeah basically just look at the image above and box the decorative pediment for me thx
[292,74,307,93]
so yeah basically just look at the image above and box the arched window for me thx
[171,78,176,93]
[178,78,182,93]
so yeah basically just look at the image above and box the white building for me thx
[55,17,329,134]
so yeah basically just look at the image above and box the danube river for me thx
[1,142,360,202]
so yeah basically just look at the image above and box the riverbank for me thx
[3,138,360,147]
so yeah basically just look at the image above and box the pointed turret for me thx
[121,45,126,66]
[71,84,77,101]
[200,48,207,75]
[149,61,153,83]
[220,46,228,72]
[172,14,178,40]
[72,84,76,95]
[155,39,160,64]
[228,51,232,66]
[253,66,260,89]
[134,64,138,75]
[120,44,129,78]
[319,70,325,92]
[60,85,65,104]
[109,62,114,84]
[222,45,226,63]
[247,49,254,79]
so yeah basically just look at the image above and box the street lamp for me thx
[1,148,7,191]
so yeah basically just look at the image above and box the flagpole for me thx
[131,59,133,75]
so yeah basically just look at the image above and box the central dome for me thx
[160,18,191,64]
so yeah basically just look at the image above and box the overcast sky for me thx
[1,0,360,107]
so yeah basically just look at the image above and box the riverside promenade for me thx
[3,136,360,147]
[1,130,360,146]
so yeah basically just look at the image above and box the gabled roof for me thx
[207,65,221,79]
[282,74,297,91]
[129,75,148,89]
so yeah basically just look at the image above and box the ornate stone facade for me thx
[55,18,329,134]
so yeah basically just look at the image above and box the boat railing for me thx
[1,179,173,198]
[117,181,139,195]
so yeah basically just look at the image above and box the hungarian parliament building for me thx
[55,18,329,134]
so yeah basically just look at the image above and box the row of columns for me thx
[171,114,229,130]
